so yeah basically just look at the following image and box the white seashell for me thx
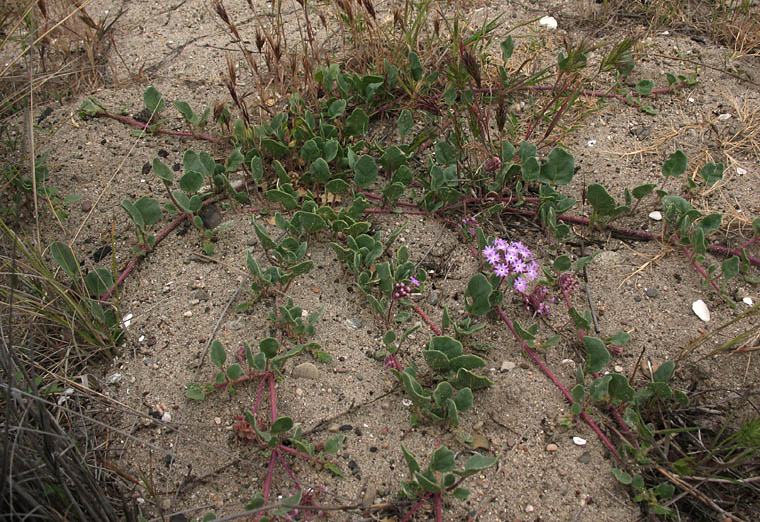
[743,297,753,306]
[692,300,710,322]
[587,139,597,147]
[717,113,732,121]
[539,16,558,29]
[737,167,747,175]
[121,313,133,328]
[573,437,587,446]
[648,211,663,221]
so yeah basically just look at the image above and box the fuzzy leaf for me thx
[210,340,227,368]
[50,241,79,280]
[583,336,610,374]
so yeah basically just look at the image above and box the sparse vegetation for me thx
[2,0,759,520]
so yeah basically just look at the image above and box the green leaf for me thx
[428,336,463,359]
[448,354,486,371]
[415,471,441,493]
[225,148,244,172]
[325,433,345,454]
[553,254,572,272]
[174,100,195,123]
[260,337,279,359]
[397,109,413,137]
[327,98,346,119]
[635,79,654,96]
[185,382,206,400]
[453,387,473,411]
[583,336,610,374]
[632,183,656,200]
[653,360,674,382]
[227,363,243,380]
[453,488,471,500]
[85,268,114,297]
[325,178,350,194]
[435,140,456,165]
[152,158,174,184]
[143,86,165,114]
[462,454,498,475]
[454,368,493,390]
[264,189,299,210]
[270,416,293,435]
[345,108,368,137]
[121,199,144,230]
[612,468,632,484]
[401,444,421,474]
[50,241,79,280]
[261,138,289,159]
[465,273,493,316]
[609,374,635,403]
[135,196,162,226]
[430,446,456,473]
[606,331,631,346]
[180,170,203,193]
[424,350,451,371]
[408,51,423,82]
[539,147,575,185]
[210,340,226,368]
[699,162,724,185]
[722,255,739,279]
[587,184,616,216]
[353,154,378,188]
[698,213,722,236]
[300,139,321,162]
[662,150,687,178]
[501,36,515,61]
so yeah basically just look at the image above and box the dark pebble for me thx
[158,149,169,158]
[646,288,658,298]
[149,410,162,420]
[93,245,112,262]
[172,163,181,172]
[577,452,591,464]
[369,446,378,453]
[339,424,352,432]
[354,427,362,436]
[634,295,642,302]
[81,199,93,212]
[141,162,151,175]
[164,454,174,467]
[199,203,222,230]
[348,460,360,474]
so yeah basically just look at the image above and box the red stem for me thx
[682,246,722,293]
[433,492,443,522]
[401,494,431,522]
[98,112,225,144]
[496,307,622,461]
[413,304,441,336]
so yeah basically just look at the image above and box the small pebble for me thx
[646,288,658,298]
[614,365,624,373]
[327,423,340,433]
[345,317,362,329]
[339,424,353,432]
[525,504,535,513]
[183,311,193,318]
[227,319,244,331]
[292,362,319,379]
[500,360,516,372]
[743,297,753,306]
[161,412,171,423]
[578,452,592,464]
[546,443,558,452]
[648,211,663,221]
[295,387,304,397]
[214,417,222,425]
[473,421,484,431]
[106,373,122,385]
[81,199,93,212]
[573,437,587,446]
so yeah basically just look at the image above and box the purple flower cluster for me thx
[462,216,478,237]
[393,277,419,299]
[558,272,579,294]
[483,239,540,291]
[483,238,552,315]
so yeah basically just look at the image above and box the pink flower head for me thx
[513,259,527,274]
[513,276,528,293]
[525,263,538,281]
[493,238,509,251]
[409,276,420,287]
[483,245,497,259]
[494,263,510,278]
[504,250,518,265]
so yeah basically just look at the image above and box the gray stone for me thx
[500,360,516,372]
[646,288,658,298]
[227,319,244,331]
[345,317,362,329]
[292,362,319,380]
